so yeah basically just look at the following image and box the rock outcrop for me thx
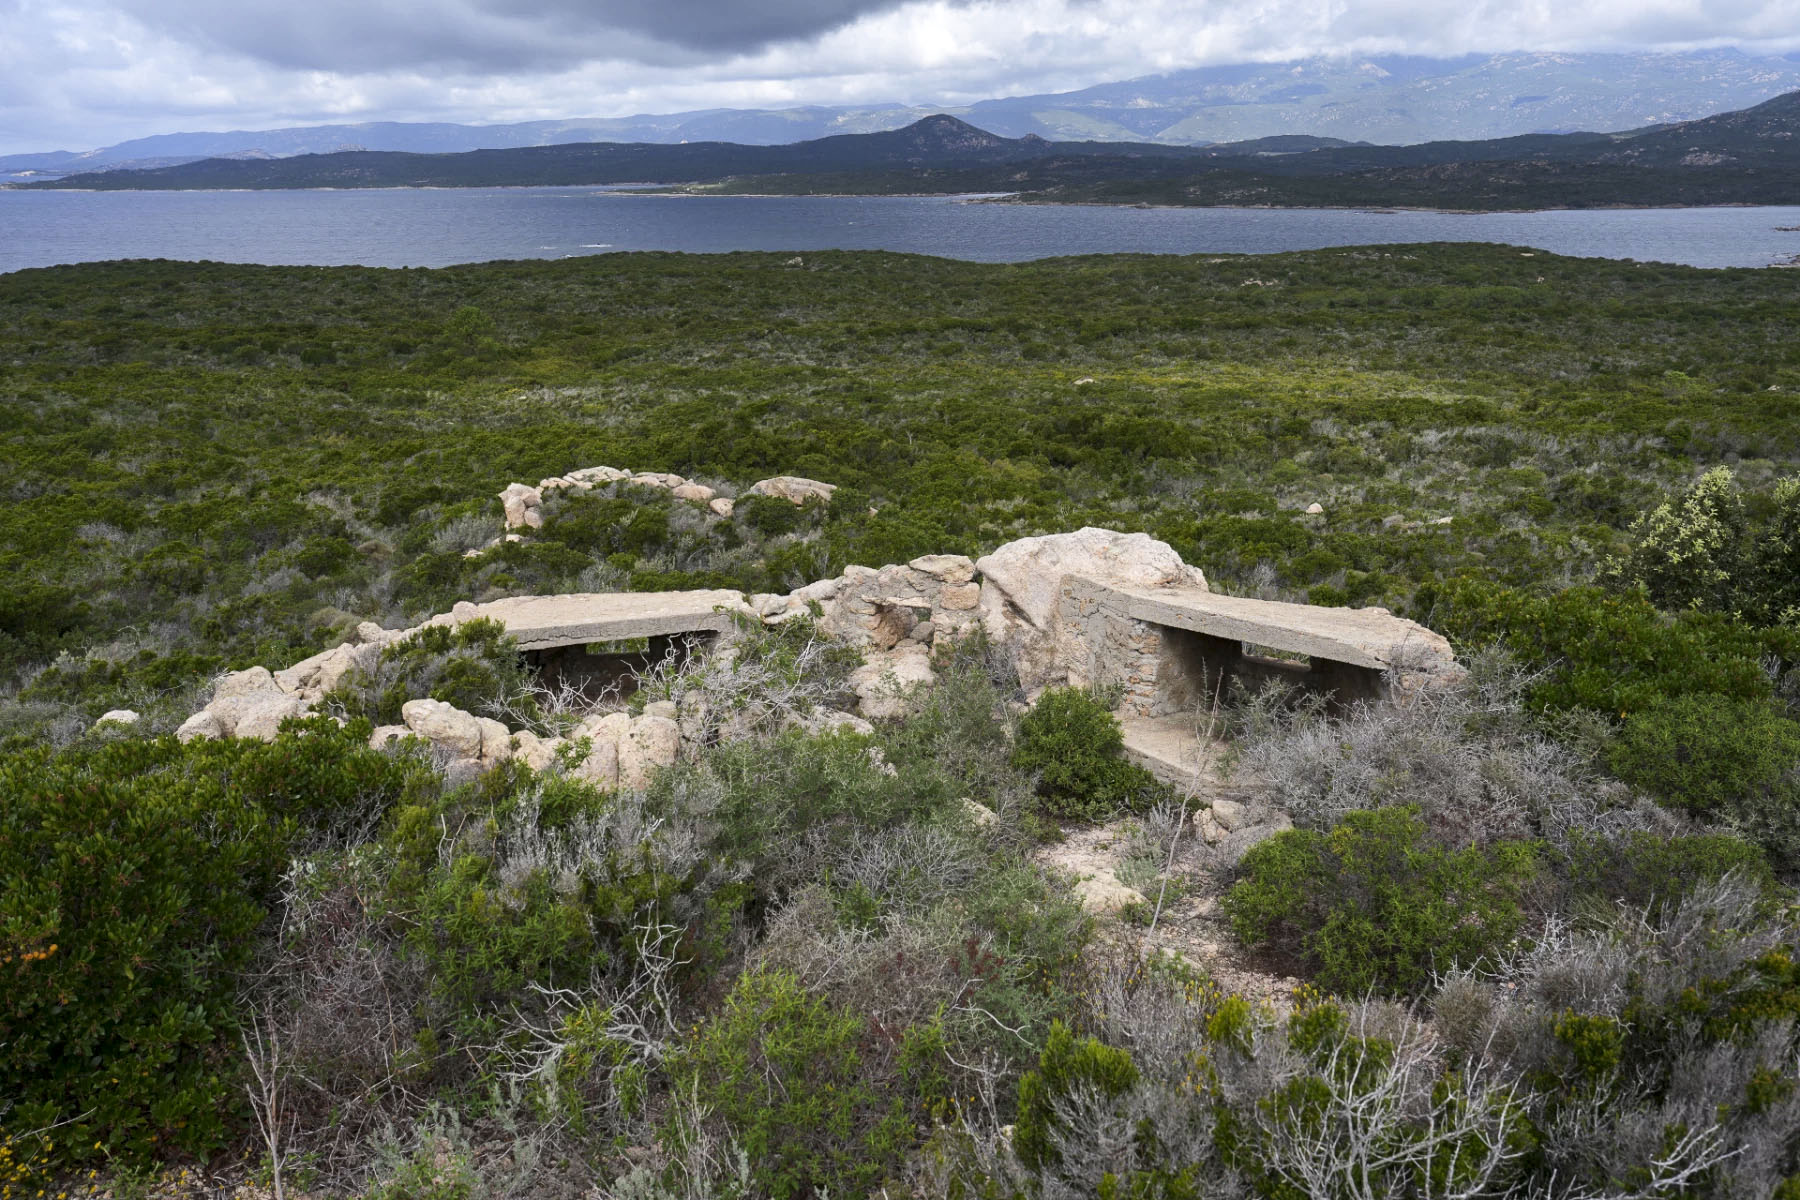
[402,699,485,758]
[977,528,1208,693]
[182,666,313,741]
[748,475,837,506]
[850,644,936,720]
[500,483,544,530]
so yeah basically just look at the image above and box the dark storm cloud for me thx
[110,0,937,72]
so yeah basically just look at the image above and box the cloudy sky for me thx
[4,0,1800,153]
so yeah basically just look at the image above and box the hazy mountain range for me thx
[6,48,1800,181]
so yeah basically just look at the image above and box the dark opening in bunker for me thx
[523,632,712,704]
[1146,625,1384,716]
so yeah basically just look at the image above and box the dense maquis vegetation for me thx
[3,245,1800,1198]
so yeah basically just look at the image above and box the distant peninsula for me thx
[16,92,1800,212]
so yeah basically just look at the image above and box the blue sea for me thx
[3,187,1799,272]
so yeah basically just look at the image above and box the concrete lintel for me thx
[1069,577,1443,672]
[424,590,752,651]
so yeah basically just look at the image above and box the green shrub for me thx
[1429,580,1796,717]
[1012,687,1166,821]
[1562,830,1774,919]
[0,721,414,1163]
[1608,695,1800,815]
[1607,468,1800,627]
[1012,1021,1139,1171]
[670,969,916,1200]
[329,617,529,725]
[648,727,949,908]
[1608,695,1800,866]
[1224,807,1539,996]
[377,769,681,1035]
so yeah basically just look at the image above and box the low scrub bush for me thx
[0,720,416,1164]
[940,963,1527,1200]
[1231,649,1653,849]
[1012,686,1166,821]
[1608,694,1800,866]
[1434,874,1800,1199]
[1561,829,1774,919]
[635,614,862,742]
[329,617,530,725]
[669,968,919,1200]
[647,726,952,910]
[1224,806,1539,996]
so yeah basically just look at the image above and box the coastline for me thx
[10,181,1800,218]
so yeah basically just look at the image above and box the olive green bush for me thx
[1011,1021,1140,1171]
[1561,829,1774,918]
[647,726,954,911]
[1012,686,1166,821]
[377,766,696,1038]
[1224,807,1540,995]
[0,719,416,1162]
[1430,579,1798,718]
[669,969,922,1200]
[1608,694,1800,866]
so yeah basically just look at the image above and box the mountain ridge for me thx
[8,48,1800,180]
[22,94,1800,211]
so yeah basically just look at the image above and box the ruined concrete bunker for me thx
[1058,576,1442,719]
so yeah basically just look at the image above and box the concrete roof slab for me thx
[423,590,752,651]
[1075,579,1453,672]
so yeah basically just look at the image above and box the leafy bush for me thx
[0,720,414,1163]
[648,726,951,910]
[1224,807,1539,996]
[1608,694,1800,866]
[377,769,687,1036]
[1012,687,1166,821]
[1607,467,1800,627]
[329,617,529,725]
[670,968,916,1200]
[1561,830,1774,919]
[1012,1021,1139,1171]
[1608,694,1800,814]
[1430,580,1797,717]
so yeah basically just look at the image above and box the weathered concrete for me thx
[421,590,753,651]
[1119,714,1219,787]
[1086,581,1452,674]
[1060,575,1459,717]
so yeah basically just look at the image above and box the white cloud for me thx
[2,0,1798,152]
